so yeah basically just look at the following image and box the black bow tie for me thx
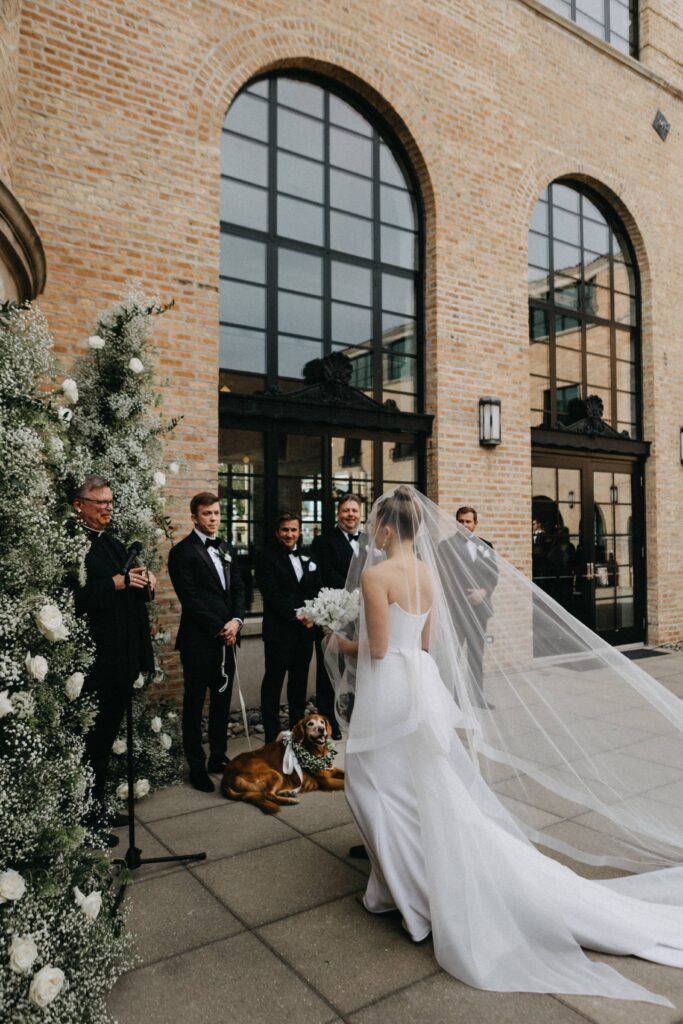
[348,533,360,542]
[205,537,221,550]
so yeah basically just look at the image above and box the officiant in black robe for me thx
[311,493,364,738]
[72,476,156,838]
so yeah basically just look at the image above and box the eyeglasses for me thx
[79,498,114,508]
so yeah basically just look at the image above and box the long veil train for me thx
[324,485,683,1005]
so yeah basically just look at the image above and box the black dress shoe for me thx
[189,771,215,793]
[207,756,227,774]
[349,844,369,859]
[104,833,120,849]
[112,812,130,828]
[331,729,343,741]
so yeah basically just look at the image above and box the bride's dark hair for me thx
[376,485,421,539]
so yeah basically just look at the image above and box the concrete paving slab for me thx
[556,949,683,1024]
[107,931,337,1024]
[346,971,592,1024]
[498,793,563,830]
[275,787,355,835]
[192,835,364,926]
[148,799,299,860]
[122,869,243,967]
[135,780,223,823]
[110,822,186,881]
[257,893,438,1014]
[308,822,371,875]
[493,774,591,820]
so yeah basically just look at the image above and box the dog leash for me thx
[219,644,252,750]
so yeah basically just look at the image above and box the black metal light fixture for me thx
[680,426,683,464]
[479,397,501,446]
[609,484,618,504]
[653,110,671,142]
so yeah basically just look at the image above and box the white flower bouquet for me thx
[296,587,360,633]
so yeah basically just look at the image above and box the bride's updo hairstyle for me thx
[375,485,421,540]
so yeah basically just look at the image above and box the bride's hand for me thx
[336,635,359,656]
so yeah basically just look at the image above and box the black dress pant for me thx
[314,634,339,733]
[181,644,235,773]
[261,637,313,742]
[84,678,130,809]
[454,608,491,701]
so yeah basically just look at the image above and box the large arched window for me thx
[219,73,420,410]
[218,73,428,612]
[528,180,640,438]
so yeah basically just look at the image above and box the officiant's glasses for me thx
[79,497,114,508]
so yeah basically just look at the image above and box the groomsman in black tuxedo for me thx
[311,493,363,739]
[442,505,499,709]
[256,511,322,743]
[168,491,245,792]
[72,476,156,844]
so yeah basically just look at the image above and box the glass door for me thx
[532,456,645,645]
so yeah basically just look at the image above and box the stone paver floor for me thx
[108,652,683,1024]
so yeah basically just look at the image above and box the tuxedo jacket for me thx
[440,533,499,622]
[255,544,322,644]
[168,532,246,653]
[74,531,155,691]
[311,526,360,589]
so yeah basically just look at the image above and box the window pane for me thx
[610,1,630,37]
[221,133,268,186]
[224,92,269,141]
[556,347,581,384]
[331,301,372,346]
[379,142,408,188]
[582,217,610,257]
[277,79,324,118]
[530,339,549,378]
[576,0,605,21]
[530,308,550,341]
[278,336,323,379]
[614,292,636,325]
[277,195,323,245]
[544,0,571,15]
[220,235,265,284]
[585,322,610,357]
[554,240,581,275]
[330,168,372,217]
[278,249,322,296]
[278,107,323,159]
[613,261,636,295]
[380,185,416,230]
[330,127,372,176]
[530,199,549,235]
[383,273,415,317]
[382,312,416,351]
[381,225,416,270]
[220,279,265,329]
[615,329,636,362]
[279,291,322,338]
[616,360,636,391]
[384,348,416,387]
[220,179,267,230]
[330,210,372,258]
[553,208,580,245]
[277,152,323,202]
[329,94,372,136]
[552,184,580,213]
[246,80,268,99]
[383,439,417,483]
[220,325,265,373]
[332,261,372,305]
[556,314,581,348]
[554,280,580,309]
[528,232,549,270]
[617,391,637,425]
[576,11,606,38]
[586,353,610,390]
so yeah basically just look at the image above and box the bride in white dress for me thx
[326,486,683,1006]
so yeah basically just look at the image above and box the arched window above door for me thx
[528,180,640,440]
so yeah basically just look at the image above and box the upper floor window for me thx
[219,73,422,414]
[542,0,637,57]
[528,181,640,438]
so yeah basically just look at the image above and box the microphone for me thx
[121,540,143,575]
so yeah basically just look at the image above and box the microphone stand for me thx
[121,567,206,871]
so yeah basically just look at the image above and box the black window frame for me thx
[542,0,638,58]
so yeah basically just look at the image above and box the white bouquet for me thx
[296,587,360,632]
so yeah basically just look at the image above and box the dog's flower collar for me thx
[282,732,338,778]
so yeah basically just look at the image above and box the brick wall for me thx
[0,0,22,188]
[12,0,683,666]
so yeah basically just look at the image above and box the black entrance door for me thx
[531,455,645,645]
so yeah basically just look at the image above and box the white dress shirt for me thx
[289,551,304,581]
[194,527,227,589]
[466,537,479,562]
[340,527,360,557]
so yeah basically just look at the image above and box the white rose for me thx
[150,716,162,733]
[0,689,14,718]
[155,527,164,538]
[0,868,26,904]
[25,653,48,681]
[153,470,166,487]
[9,934,38,975]
[28,965,65,1008]
[112,738,127,754]
[87,334,105,349]
[36,603,68,643]
[74,886,102,921]
[169,461,180,474]
[61,377,79,404]
[64,671,84,701]
[134,778,150,799]
[128,356,144,374]
[167,711,177,721]
[160,732,172,751]
[132,673,145,689]
[116,782,129,801]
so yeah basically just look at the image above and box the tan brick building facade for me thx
[3,0,683,695]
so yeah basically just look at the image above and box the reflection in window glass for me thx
[277,195,324,245]
[537,0,636,56]
[277,151,324,203]
[528,180,640,436]
[220,178,267,231]
[278,249,322,296]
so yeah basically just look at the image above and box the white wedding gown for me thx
[345,603,683,1006]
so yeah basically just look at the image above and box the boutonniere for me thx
[222,550,232,564]
[478,545,490,558]
[308,560,317,571]
[300,554,309,563]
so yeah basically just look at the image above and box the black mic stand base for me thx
[122,695,206,871]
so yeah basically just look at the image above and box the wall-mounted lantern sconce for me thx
[609,485,618,504]
[567,490,575,509]
[479,397,501,446]
[679,427,683,464]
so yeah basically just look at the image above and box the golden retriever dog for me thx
[221,714,345,814]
